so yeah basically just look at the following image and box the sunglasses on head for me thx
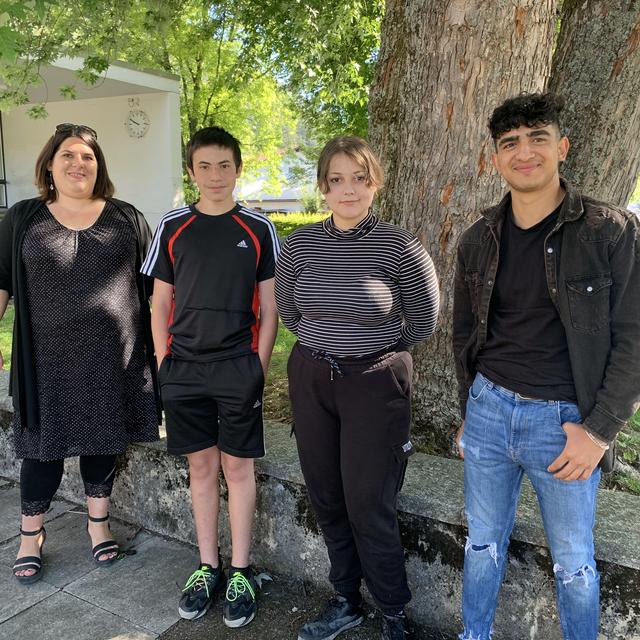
[55,123,98,139]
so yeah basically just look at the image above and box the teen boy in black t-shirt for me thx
[142,127,279,628]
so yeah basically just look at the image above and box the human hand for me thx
[455,421,465,459]
[547,422,606,481]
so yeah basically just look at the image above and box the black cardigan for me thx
[0,197,162,430]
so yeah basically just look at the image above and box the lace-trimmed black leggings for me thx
[20,455,117,517]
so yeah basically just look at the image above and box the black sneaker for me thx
[178,563,225,620]
[381,612,414,639]
[223,569,258,628]
[298,595,364,640]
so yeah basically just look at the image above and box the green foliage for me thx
[26,103,47,118]
[300,188,326,213]
[113,1,300,186]
[0,302,13,366]
[0,0,136,114]
[605,471,640,496]
[269,211,327,238]
[618,416,640,465]
[58,85,76,100]
[0,0,378,152]
[237,0,382,139]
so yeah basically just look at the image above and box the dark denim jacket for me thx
[453,180,640,470]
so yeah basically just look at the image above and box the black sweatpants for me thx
[288,342,415,613]
[20,455,118,516]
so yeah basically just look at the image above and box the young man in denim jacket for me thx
[453,92,640,640]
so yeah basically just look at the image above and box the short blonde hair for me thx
[317,136,384,194]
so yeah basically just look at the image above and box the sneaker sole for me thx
[178,599,212,621]
[297,614,364,640]
[223,609,256,628]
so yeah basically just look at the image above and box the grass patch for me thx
[0,303,13,368]
[269,212,328,238]
[264,323,296,424]
[262,212,326,423]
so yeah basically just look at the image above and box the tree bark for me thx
[368,0,558,450]
[548,0,640,206]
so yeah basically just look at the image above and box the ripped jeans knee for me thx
[554,562,598,588]
[465,538,499,567]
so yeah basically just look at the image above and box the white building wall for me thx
[243,198,304,212]
[3,92,183,229]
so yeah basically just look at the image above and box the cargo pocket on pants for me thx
[392,440,415,493]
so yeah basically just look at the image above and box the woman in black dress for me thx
[0,124,160,583]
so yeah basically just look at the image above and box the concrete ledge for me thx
[1,371,638,639]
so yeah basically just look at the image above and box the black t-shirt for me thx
[141,203,279,361]
[476,202,577,401]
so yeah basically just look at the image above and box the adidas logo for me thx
[253,399,262,408]
[237,239,248,248]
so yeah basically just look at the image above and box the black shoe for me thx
[178,563,225,620]
[223,569,258,628]
[298,595,364,640]
[13,527,46,585]
[381,612,414,639]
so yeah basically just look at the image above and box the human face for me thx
[48,137,98,199]
[323,153,377,229]
[188,145,241,212]
[491,124,569,195]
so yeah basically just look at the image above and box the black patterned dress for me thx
[13,202,159,460]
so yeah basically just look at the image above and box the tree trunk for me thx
[548,0,640,206]
[368,0,558,451]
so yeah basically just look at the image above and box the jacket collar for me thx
[481,177,584,226]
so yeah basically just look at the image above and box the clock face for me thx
[125,109,150,138]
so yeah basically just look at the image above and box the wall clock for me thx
[125,97,150,138]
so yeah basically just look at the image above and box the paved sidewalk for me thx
[0,478,452,640]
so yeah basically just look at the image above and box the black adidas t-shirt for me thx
[477,202,577,401]
[142,203,279,361]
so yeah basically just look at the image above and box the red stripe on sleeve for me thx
[168,215,197,264]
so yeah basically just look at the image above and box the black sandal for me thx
[13,526,46,584]
[87,514,119,566]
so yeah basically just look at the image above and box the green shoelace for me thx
[183,566,214,597]
[225,571,255,602]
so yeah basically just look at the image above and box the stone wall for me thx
[1,371,638,639]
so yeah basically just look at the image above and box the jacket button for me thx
[587,285,593,292]
[487,280,493,286]
[547,247,554,254]
[551,288,557,294]
[480,319,485,324]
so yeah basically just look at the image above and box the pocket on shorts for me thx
[252,352,265,386]
[157,356,172,385]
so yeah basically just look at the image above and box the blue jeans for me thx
[459,373,600,640]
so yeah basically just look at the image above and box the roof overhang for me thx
[25,57,180,104]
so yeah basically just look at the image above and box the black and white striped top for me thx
[274,212,440,357]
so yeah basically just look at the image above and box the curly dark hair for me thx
[488,92,565,141]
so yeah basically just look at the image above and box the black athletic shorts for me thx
[158,353,265,458]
